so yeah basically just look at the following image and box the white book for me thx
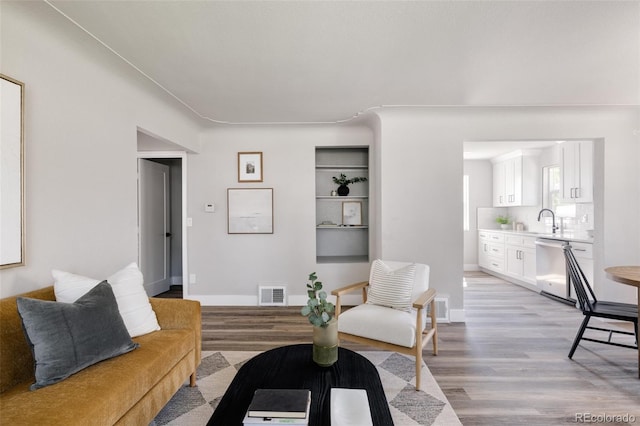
[330,388,373,426]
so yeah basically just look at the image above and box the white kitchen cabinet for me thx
[492,151,539,207]
[560,140,593,203]
[505,235,537,285]
[493,161,506,206]
[316,147,369,263]
[478,231,505,273]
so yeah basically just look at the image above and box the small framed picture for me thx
[342,201,362,226]
[238,152,263,182]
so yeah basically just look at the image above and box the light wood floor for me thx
[191,272,640,425]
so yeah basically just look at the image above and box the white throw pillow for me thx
[366,260,416,312]
[53,263,161,337]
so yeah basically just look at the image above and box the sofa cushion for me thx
[16,281,139,390]
[366,260,416,312]
[53,263,161,337]
[0,328,195,426]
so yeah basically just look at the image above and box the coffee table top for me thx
[208,344,393,426]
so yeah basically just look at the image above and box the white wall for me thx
[0,2,201,297]
[187,125,373,304]
[1,2,637,319]
[372,106,639,318]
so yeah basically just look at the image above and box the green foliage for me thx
[300,272,335,327]
[495,215,510,225]
[332,173,368,186]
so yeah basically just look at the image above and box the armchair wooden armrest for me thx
[331,281,369,316]
[413,288,436,310]
[331,280,369,296]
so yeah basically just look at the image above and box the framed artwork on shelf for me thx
[227,188,273,234]
[342,201,362,226]
[238,152,263,182]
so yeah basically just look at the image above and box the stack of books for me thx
[243,389,311,425]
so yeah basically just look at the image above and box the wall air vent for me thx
[427,297,450,323]
[259,286,286,306]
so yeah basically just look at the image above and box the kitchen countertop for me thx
[478,228,594,244]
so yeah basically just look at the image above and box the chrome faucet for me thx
[537,208,559,234]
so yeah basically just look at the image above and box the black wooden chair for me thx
[563,243,638,359]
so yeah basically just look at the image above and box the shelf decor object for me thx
[332,173,367,196]
[227,188,273,234]
[238,152,263,182]
[0,74,25,269]
[342,201,362,226]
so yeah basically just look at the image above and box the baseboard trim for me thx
[449,309,465,323]
[187,292,466,323]
[186,293,363,307]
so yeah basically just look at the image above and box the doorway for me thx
[137,151,187,297]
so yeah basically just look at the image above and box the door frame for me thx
[137,151,188,297]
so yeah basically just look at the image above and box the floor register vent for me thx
[259,286,286,306]
[427,297,450,323]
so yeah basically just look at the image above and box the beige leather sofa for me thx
[0,286,201,425]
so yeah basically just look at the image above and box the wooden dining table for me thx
[605,266,640,378]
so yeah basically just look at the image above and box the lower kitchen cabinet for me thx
[505,235,537,285]
[479,231,537,289]
[478,231,505,273]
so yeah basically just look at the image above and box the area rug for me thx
[152,350,461,426]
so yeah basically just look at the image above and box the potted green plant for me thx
[301,272,338,366]
[496,215,510,230]
[332,173,368,196]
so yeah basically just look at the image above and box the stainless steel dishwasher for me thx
[535,237,593,305]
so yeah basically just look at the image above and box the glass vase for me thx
[312,319,338,367]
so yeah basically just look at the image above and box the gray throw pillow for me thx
[17,281,139,390]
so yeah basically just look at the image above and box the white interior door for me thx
[138,159,170,296]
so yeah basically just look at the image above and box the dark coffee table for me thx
[208,344,393,425]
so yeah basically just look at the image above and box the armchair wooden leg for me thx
[416,353,422,391]
[190,372,197,387]
[416,308,424,391]
[430,298,438,356]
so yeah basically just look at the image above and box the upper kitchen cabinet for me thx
[560,140,593,203]
[316,147,369,264]
[492,150,540,207]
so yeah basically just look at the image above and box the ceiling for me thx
[47,1,638,125]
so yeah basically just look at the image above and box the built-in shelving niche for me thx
[315,147,369,264]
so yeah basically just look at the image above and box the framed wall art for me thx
[238,152,263,182]
[1,74,25,268]
[227,188,273,234]
[342,201,362,226]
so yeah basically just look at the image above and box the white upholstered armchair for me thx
[331,260,438,391]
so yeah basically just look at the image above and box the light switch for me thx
[205,203,215,213]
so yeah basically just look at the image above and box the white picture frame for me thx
[342,201,362,226]
[238,152,263,182]
[227,188,274,234]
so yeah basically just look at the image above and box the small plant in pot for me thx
[496,215,510,230]
[301,272,338,366]
[332,173,368,196]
